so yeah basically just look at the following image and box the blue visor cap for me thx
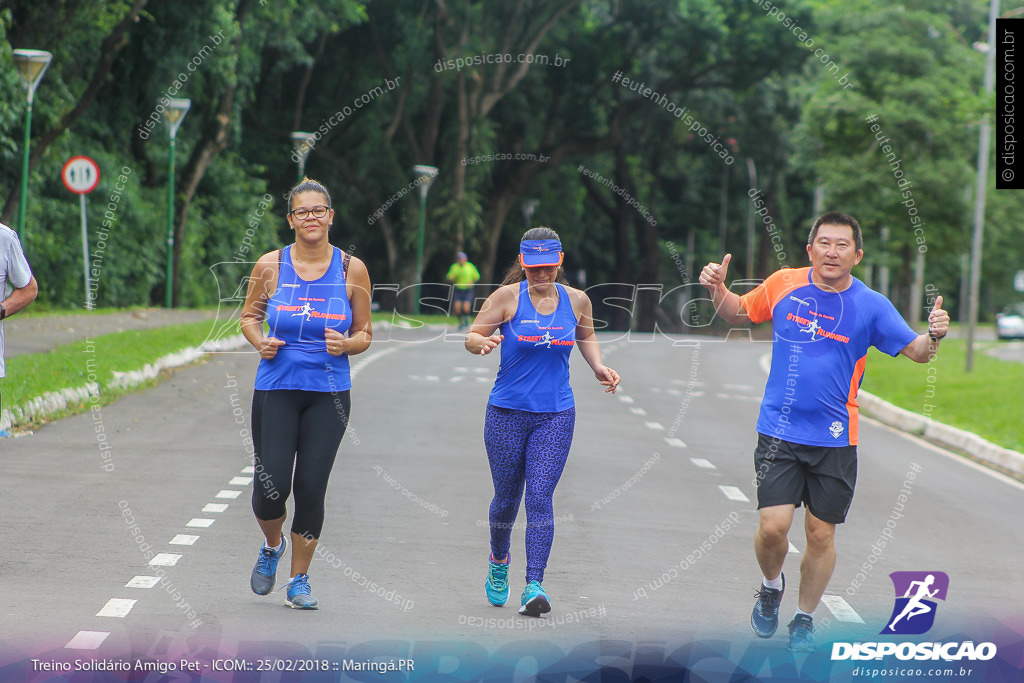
[519,239,564,267]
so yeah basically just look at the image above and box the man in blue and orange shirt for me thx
[699,211,949,653]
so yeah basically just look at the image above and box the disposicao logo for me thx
[882,571,948,635]
[831,571,997,662]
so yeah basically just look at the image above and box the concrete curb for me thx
[858,390,1024,478]
[1,334,248,433]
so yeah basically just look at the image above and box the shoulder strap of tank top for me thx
[555,283,578,321]
[343,250,351,277]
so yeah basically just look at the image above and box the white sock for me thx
[763,575,783,590]
[794,608,813,620]
[264,539,283,553]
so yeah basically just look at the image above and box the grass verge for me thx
[4,321,236,431]
[3,311,463,432]
[861,338,1023,453]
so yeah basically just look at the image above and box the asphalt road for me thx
[1,325,1021,681]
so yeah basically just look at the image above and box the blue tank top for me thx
[488,281,577,412]
[254,246,353,392]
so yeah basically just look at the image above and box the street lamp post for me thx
[413,165,439,314]
[967,0,999,372]
[12,49,53,242]
[745,158,757,280]
[291,131,316,182]
[165,98,191,309]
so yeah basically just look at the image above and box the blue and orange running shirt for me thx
[254,245,353,392]
[488,281,578,413]
[739,267,917,447]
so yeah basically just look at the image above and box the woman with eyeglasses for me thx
[465,226,620,617]
[240,177,372,609]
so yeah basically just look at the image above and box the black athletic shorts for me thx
[452,287,474,305]
[752,432,858,524]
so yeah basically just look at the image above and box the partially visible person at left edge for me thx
[0,222,38,438]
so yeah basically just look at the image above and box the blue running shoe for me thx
[485,554,510,606]
[250,537,287,595]
[283,573,319,610]
[750,573,785,638]
[787,613,815,653]
[518,580,551,617]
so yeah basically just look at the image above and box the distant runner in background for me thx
[447,251,480,330]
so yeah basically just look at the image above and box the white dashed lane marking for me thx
[149,553,182,567]
[716,393,762,402]
[788,542,801,554]
[68,459,262,651]
[169,534,200,546]
[96,598,136,618]
[644,422,665,431]
[820,594,865,623]
[665,438,687,448]
[125,576,161,589]
[690,457,715,469]
[630,407,647,416]
[65,631,110,650]
[718,485,750,502]
[618,395,635,404]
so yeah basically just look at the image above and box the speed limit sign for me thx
[62,156,100,194]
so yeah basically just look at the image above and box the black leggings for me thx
[251,389,350,539]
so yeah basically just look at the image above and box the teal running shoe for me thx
[518,580,551,617]
[485,554,510,606]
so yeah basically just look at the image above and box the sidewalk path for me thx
[5,309,220,358]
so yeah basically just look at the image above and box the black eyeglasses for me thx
[290,205,330,220]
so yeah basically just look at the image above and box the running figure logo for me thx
[801,318,821,340]
[292,302,314,321]
[534,331,554,348]
[882,571,949,635]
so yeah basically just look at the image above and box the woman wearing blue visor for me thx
[465,227,621,616]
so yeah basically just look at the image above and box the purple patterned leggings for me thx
[484,403,575,583]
